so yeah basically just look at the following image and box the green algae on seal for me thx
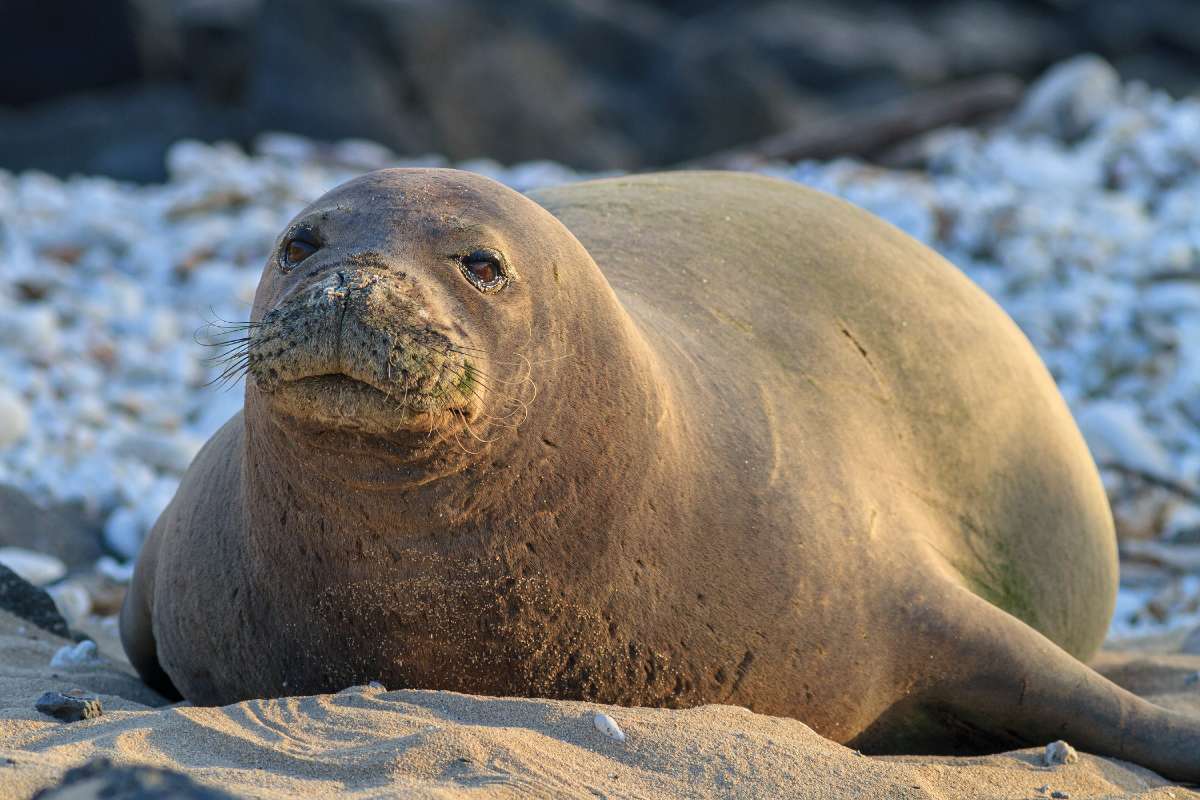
[122,169,1200,783]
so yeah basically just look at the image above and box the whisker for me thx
[206,353,254,387]
[443,352,536,387]
[202,344,254,366]
[205,365,248,391]
[440,364,525,417]
[201,306,266,327]
[442,368,533,429]
[448,345,575,369]
[200,335,253,348]
[454,407,500,445]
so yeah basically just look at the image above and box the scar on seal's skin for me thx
[841,326,869,359]
[837,319,891,401]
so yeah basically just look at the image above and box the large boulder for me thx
[0,484,104,570]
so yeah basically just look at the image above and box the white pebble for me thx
[102,507,146,561]
[1013,54,1120,140]
[47,582,92,623]
[0,547,66,586]
[115,431,203,474]
[1165,504,1200,541]
[1043,739,1078,766]
[593,711,626,743]
[1076,401,1174,476]
[49,639,99,668]
[0,306,60,359]
[95,555,135,583]
[0,388,30,448]
[331,139,395,169]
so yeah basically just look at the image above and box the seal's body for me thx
[123,171,1200,781]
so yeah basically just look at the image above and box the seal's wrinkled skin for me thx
[122,170,1200,782]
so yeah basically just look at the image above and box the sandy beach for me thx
[0,609,1195,799]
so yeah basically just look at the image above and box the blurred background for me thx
[4,0,1200,180]
[1,0,1199,657]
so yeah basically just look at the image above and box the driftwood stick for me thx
[685,73,1024,169]
[1143,269,1200,284]
[1101,461,1200,505]
[1119,539,1200,571]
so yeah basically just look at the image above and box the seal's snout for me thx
[246,267,479,431]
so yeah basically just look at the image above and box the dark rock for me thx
[34,689,102,722]
[0,563,70,639]
[4,0,1200,178]
[0,85,246,183]
[245,0,636,169]
[932,2,1073,77]
[0,1,142,106]
[172,0,259,103]
[0,484,104,569]
[32,757,240,799]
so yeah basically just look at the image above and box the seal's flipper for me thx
[856,586,1199,782]
[118,529,182,702]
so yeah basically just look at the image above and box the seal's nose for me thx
[315,270,381,304]
[323,274,348,302]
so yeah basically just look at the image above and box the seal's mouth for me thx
[288,373,392,398]
[245,271,480,432]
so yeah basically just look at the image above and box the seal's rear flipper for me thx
[852,586,1200,783]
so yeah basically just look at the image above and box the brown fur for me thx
[122,170,1200,781]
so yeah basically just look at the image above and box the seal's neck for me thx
[240,306,672,555]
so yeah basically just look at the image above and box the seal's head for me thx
[244,168,601,440]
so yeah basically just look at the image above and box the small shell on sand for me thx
[1044,739,1079,766]
[593,711,626,743]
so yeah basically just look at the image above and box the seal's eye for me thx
[280,230,320,271]
[460,250,507,292]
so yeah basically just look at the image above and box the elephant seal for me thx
[121,169,1200,781]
